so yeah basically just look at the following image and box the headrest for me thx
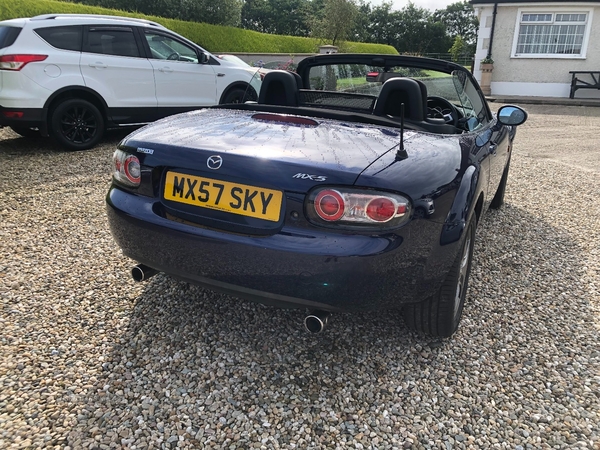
[258,70,301,107]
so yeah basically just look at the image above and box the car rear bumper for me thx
[0,107,47,132]
[106,186,459,312]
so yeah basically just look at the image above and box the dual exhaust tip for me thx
[131,264,332,333]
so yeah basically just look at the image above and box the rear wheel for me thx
[490,157,511,209]
[403,216,476,337]
[51,98,104,151]
[10,126,41,138]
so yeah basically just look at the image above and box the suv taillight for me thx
[0,54,48,71]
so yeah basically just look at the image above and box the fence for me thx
[421,53,475,68]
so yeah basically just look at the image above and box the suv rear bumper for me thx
[0,107,48,135]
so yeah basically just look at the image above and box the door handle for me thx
[489,144,498,155]
[158,67,173,73]
[89,62,107,69]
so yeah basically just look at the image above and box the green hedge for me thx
[0,0,398,54]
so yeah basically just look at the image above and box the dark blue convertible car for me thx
[106,54,527,337]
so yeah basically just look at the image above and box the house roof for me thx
[471,0,600,4]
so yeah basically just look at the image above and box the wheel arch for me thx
[439,165,484,246]
[219,82,254,104]
[43,86,109,127]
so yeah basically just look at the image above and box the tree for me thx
[433,0,479,52]
[356,2,401,47]
[241,0,313,36]
[311,0,359,46]
[392,3,451,54]
[349,0,373,43]
[449,35,464,62]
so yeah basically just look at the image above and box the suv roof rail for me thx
[30,13,164,28]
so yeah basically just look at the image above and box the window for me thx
[513,9,592,57]
[451,70,489,131]
[145,32,198,63]
[85,27,140,57]
[0,25,22,49]
[35,26,82,52]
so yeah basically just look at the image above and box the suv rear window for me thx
[35,26,82,52]
[0,26,22,49]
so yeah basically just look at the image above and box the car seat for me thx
[258,70,302,107]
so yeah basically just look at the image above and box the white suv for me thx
[0,14,261,150]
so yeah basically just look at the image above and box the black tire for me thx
[403,216,477,337]
[490,157,510,209]
[10,126,41,138]
[221,87,253,104]
[51,98,104,151]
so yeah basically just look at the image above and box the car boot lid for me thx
[120,108,460,194]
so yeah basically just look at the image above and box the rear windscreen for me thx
[0,26,22,49]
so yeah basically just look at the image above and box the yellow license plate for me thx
[164,172,283,222]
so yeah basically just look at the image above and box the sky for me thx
[368,0,458,12]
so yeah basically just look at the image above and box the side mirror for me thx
[497,105,528,126]
[199,52,209,64]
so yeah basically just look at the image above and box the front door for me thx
[143,31,217,113]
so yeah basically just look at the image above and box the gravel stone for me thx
[1,104,599,449]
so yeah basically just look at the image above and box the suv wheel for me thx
[222,87,254,104]
[51,99,104,151]
[10,126,41,138]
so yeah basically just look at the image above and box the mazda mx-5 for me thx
[106,54,527,337]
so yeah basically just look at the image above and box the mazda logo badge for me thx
[207,155,223,170]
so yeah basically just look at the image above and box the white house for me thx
[471,0,600,98]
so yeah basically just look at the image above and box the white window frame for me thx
[511,7,593,59]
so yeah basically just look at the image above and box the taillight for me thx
[0,54,48,71]
[307,187,411,228]
[366,197,397,222]
[113,150,141,187]
[314,190,345,221]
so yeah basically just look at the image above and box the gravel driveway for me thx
[1,105,599,449]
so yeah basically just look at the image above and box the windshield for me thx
[451,70,488,129]
[305,62,489,128]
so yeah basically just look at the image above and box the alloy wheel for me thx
[59,105,98,145]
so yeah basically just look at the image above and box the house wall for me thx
[474,2,600,98]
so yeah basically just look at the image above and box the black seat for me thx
[258,70,301,107]
[374,77,457,134]
[373,78,425,121]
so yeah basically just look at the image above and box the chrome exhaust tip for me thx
[304,310,331,334]
[131,264,158,282]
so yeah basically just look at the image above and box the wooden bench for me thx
[569,71,600,98]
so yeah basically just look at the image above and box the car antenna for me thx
[396,103,408,161]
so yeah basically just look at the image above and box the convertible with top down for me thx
[106,53,527,338]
